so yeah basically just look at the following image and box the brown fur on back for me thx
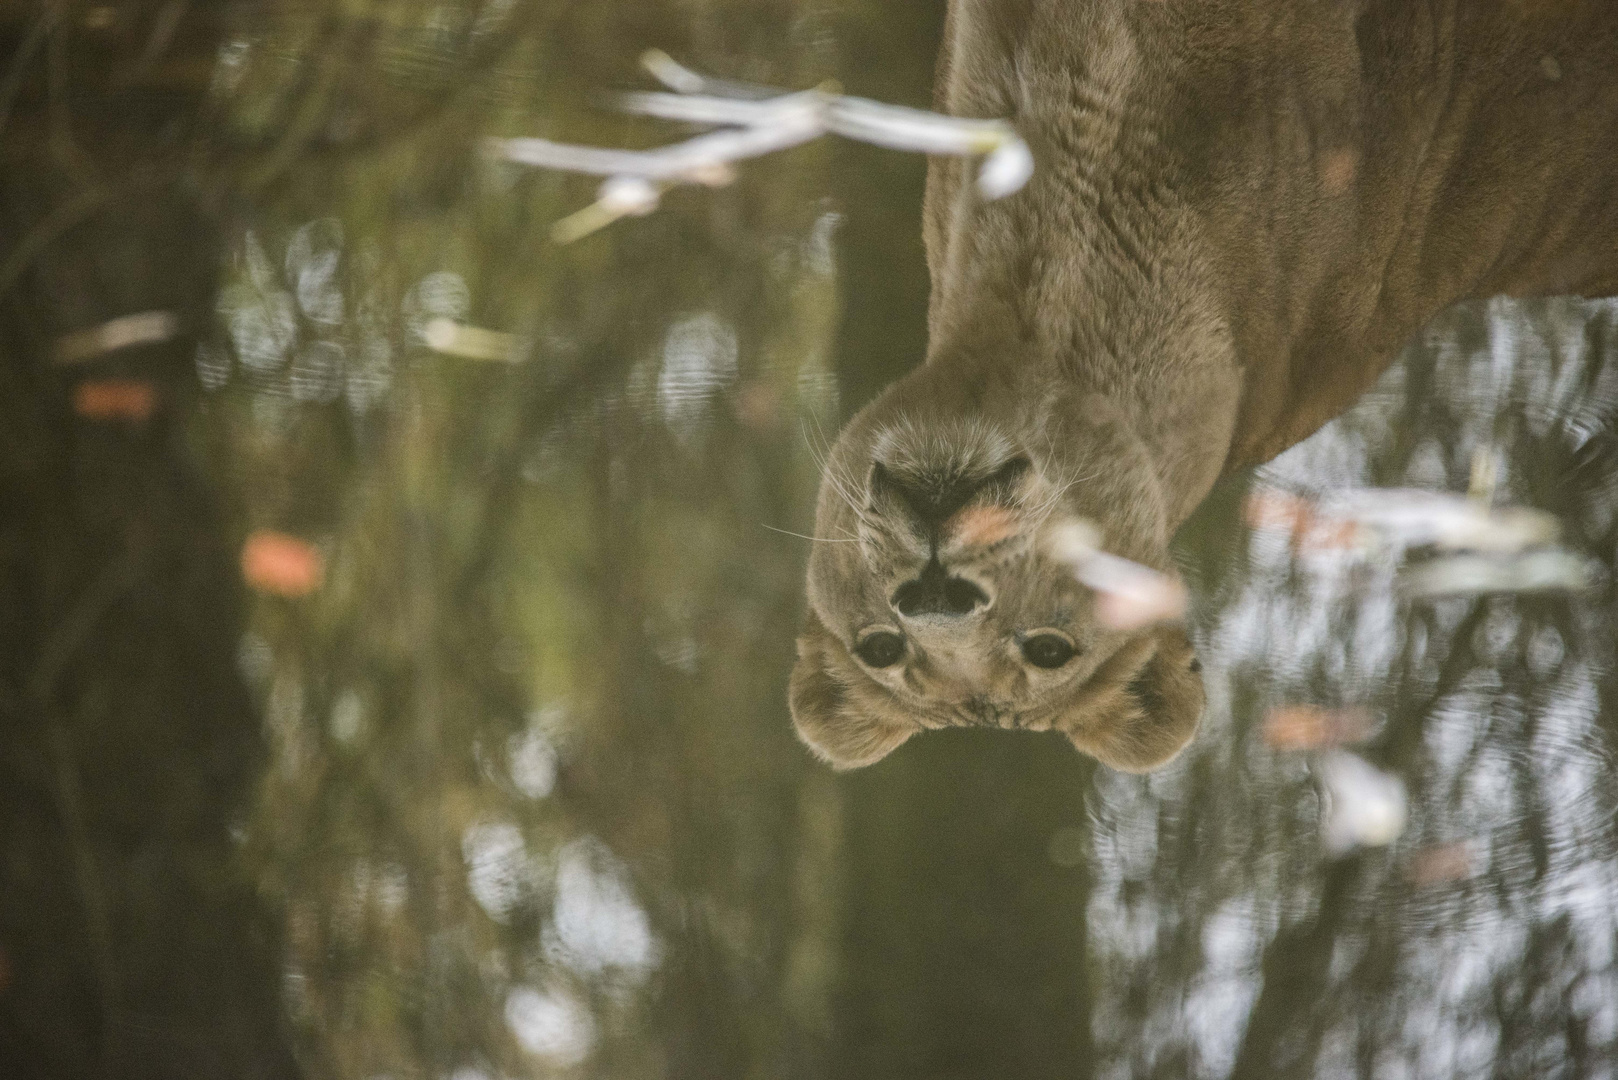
[929,0,1618,467]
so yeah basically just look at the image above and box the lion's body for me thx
[928,0,1618,469]
[791,0,1618,772]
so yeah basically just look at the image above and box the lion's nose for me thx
[892,560,988,617]
[870,456,1030,532]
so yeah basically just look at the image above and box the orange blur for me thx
[1261,705,1375,751]
[1243,490,1364,552]
[73,379,157,422]
[241,530,324,598]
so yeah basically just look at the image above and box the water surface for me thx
[2,3,1615,1078]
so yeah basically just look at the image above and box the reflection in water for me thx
[193,6,850,1074]
[1091,299,1618,1080]
[4,1,1618,1078]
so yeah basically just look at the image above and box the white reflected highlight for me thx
[462,821,534,923]
[508,726,557,799]
[286,218,345,325]
[1316,750,1408,854]
[504,986,595,1065]
[658,313,738,434]
[545,839,658,978]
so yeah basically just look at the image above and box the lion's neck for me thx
[921,2,1246,530]
[920,158,1243,531]
[916,301,1241,535]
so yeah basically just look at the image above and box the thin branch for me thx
[0,183,109,296]
[640,47,778,100]
[27,545,146,1080]
[489,52,1033,243]
[617,89,809,128]
[47,717,123,1080]
[28,542,145,704]
[499,92,822,182]
[0,10,54,139]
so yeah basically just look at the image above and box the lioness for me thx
[792,0,1618,771]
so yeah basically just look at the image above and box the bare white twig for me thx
[640,48,777,99]
[617,89,807,128]
[641,48,708,94]
[824,98,1010,155]
[489,51,1033,242]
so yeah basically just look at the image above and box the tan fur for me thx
[794,0,1618,770]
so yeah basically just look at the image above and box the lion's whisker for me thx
[761,524,861,543]
[799,415,882,532]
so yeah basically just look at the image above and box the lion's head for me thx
[792,378,1204,772]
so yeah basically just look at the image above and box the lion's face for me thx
[791,392,1204,772]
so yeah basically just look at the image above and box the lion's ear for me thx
[790,610,915,770]
[1060,627,1204,773]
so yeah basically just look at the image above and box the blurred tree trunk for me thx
[0,3,297,1078]
[822,10,1096,1072]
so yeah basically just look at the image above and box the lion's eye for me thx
[855,631,906,668]
[1021,633,1076,669]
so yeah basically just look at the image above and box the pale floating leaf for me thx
[54,310,179,365]
[424,318,521,363]
[1083,551,1189,632]
[1467,444,1500,502]
[550,202,626,245]
[1317,750,1407,854]
[1397,548,1593,598]
[638,49,780,100]
[505,986,596,1065]
[285,218,345,325]
[549,177,664,244]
